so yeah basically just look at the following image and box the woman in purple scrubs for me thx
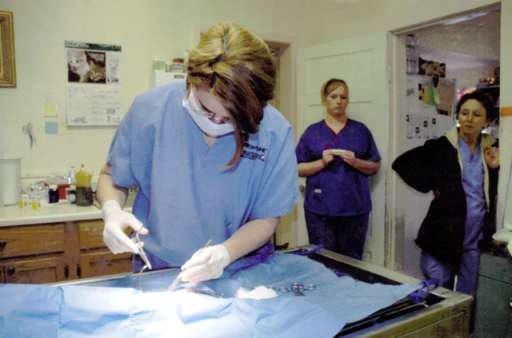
[296,79,381,259]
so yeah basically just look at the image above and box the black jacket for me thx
[392,128,498,266]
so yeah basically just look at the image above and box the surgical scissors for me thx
[134,232,152,273]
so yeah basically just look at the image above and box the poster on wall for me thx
[436,79,455,116]
[65,41,122,126]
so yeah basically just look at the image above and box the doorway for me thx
[266,39,297,249]
[388,4,501,278]
[296,34,389,265]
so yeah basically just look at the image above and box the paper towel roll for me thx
[0,158,21,205]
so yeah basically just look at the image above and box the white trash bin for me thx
[0,157,21,206]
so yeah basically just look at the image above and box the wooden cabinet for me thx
[80,251,132,278]
[0,224,65,258]
[0,256,65,283]
[0,220,132,284]
[78,219,106,250]
[78,220,132,278]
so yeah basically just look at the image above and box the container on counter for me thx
[75,165,93,206]
[0,156,21,206]
[48,187,59,204]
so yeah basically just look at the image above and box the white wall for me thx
[499,0,512,229]
[0,0,350,179]
[1,0,500,179]
[322,0,498,39]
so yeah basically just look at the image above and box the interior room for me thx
[0,0,511,337]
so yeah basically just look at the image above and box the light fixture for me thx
[442,11,488,25]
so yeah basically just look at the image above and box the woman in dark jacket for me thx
[392,91,499,295]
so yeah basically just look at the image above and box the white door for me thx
[297,34,389,266]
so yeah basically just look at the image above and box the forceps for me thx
[134,232,152,273]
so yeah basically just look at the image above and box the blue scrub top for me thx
[107,81,298,266]
[458,138,486,249]
[296,119,380,216]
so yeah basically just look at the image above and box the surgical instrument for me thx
[134,232,152,273]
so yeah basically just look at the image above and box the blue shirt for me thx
[458,138,486,249]
[108,81,298,266]
[296,119,380,216]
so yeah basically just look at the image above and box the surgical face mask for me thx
[182,89,235,137]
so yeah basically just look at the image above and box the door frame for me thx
[386,2,502,271]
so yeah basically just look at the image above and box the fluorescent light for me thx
[443,11,488,25]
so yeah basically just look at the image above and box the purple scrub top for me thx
[296,119,380,216]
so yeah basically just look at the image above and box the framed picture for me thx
[0,10,16,87]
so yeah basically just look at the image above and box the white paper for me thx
[66,83,122,125]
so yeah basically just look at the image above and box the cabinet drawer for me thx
[0,224,65,258]
[1,255,65,284]
[79,250,132,278]
[79,220,133,250]
[79,220,106,250]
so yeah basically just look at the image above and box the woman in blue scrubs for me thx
[392,91,499,295]
[96,22,298,283]
[296,79,381,260]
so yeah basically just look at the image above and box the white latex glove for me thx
[102,200,148,254]
[180,244,231,283]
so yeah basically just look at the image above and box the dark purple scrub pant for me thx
[305,209,369,260]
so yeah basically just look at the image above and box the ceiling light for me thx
[443,11,488,25]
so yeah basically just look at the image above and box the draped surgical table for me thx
[0,247,472,338]
[303,248,472,337]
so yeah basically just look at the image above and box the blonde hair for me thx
[320,78,349,103]
[187,22,276,168]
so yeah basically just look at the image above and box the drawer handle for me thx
[0,240,6,251]
[6,266,15,276]
[64,265,69,278]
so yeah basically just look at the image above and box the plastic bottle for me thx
[29,190,40,209]
[67,166,77,203]
[67,166,76,185]
[18,193,28,208]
